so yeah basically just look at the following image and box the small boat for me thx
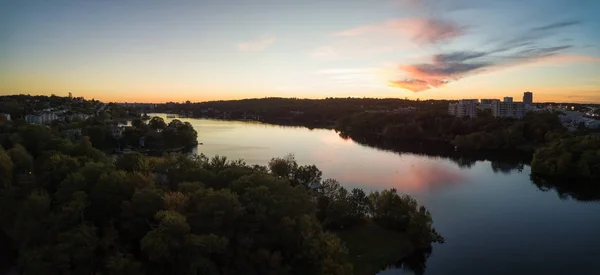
[166,114,177,119]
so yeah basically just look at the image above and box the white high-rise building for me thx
[449,99,478,118]
[479,99,501,110]
[492,101,525,119]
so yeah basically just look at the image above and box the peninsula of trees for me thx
[0,115,443,275]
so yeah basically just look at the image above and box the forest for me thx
[0,118,443,275]
[531,135,600,179]
[336,110,566,152]
[155,97,450,128]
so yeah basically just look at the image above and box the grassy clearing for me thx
[336,222,414,275]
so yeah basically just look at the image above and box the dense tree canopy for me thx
[0,120,442,275]
[531,135,600,179]
[155,97,449,128]
[337,111,566,152]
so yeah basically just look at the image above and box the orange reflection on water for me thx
[398,161,467,191]
[338,159,467,192]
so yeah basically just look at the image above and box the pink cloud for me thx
[334,18,463,45]
[389,78,448,91]
[388,79,431,92]
[237,35,276,52]
[388,47,594,92]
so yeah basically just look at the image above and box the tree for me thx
[115,152,151,174]
[293,164,322,187]
[0,147,14,188]
[368,189,443,247]
[8,144,33,174]
[178,182,204,195]
[53,224,99,274]
[88,171,134,223]
[187,188,242,235]
[148,117,167,131]
[84,125,107,149]
[163,191,189,213]
[140,210,226,275]
[121,188,164,242]
[36,152,79,192]
[268,154,298,179]
[132,118,145,129]
[105,253,144,275]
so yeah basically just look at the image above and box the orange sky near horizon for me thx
[1,0,600,104]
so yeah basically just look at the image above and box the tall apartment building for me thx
[479,99,501,110]
[449,99,478,118]
[492,100,525,119]
[523,91,533,105]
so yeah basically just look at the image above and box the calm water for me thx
[155,115,600,275]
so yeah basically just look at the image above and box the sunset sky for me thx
[1,0,600,103]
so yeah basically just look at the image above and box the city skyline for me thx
[1,0,600,103]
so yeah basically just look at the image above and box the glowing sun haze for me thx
[1,0,599,103]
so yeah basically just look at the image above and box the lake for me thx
[154,114,600,275]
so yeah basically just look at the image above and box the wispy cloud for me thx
[531,20,580,32]
[237,35,276,52]
[388,20,585,92]
[335,18,463,45]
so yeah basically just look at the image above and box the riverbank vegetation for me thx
[531,135,600,179]
[155,97,450,128]
[336,111,566,152]
[155,97,599,181]
[0,118,443,275]
[122,117,198,151]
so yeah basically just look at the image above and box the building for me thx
[111,125,133,139]
[479,99,501,110]
[25,114,43,124]
[558,111,600,130]
[25,111,61,124]
[492,101,525,119]
[0,113,10,121]
[523,91,533,105]
[583,118,600,129]
[503,97,514,103]
[481,99,501,105]
[449,99,478,118]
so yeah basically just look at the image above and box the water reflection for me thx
[400,162,466,191]
[531,175,600,202]
[131,117,600,274]
[491,161,524,174]
[342,135,530,175]
[381,247,433,275]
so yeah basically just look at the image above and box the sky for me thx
[1,0,600,103]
